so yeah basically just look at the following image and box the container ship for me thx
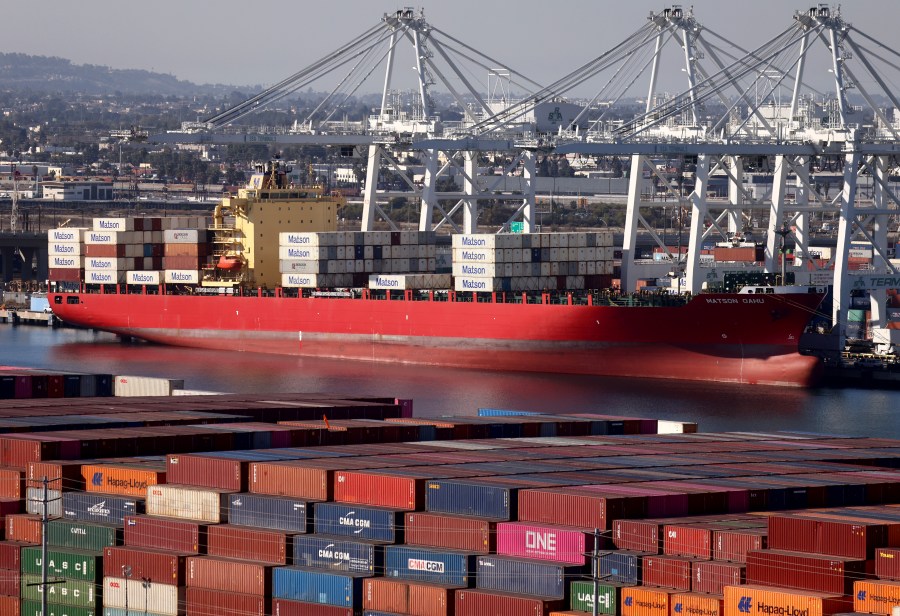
[47,160,826,387]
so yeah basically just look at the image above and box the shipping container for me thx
[713,528,767,563]
[621,586,675,616]
[123,515,207,554]
[293,534,383,573]
[6,513,42,543]
[455,588,567,616]
[103,545,188,585]
[272,599,355,616]
[405,512,496,554]
[334,470,428,510]
[599,550,646,585]
[25,486,62,518]
[186,555,273,596]
[0,567,19,597]
[475,555,585,599]
[21,546,101,582]
[314,502,404,543]
[20,574,96,609]
[642,554,693,591]
[363,577,408,614]
[853,579,900,615]
[0,596,16,616]
[0,468,23,498]
[569,580,622,614]
[876,548,900,581]
[46,519,122,552]
[227,493,308,533]
[693,560,745,595]
[184,586,268,616]
[672,593,724,616]
[273,566,369,608]
[723,585,852,616]
[167,453,248,492]
[497,521,596,565]
[63,492,142,526]
[113,376,184,397]
[384,545,475,586]
[81,463,165,498]
[21,601,94,616]
[407,581,457,616]
[519,487,646,530]
[146,484,231,523]
[206,524,290,564]
[746,548,867,595]
[426,479,518,520]
[0,540,27,570]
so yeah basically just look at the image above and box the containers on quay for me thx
[454,588,567,616]
[722,585,852,616]
[569,580,622,614]
[207,524,291,564]
[853,579,900,615]
[642,554,694,591]
[272,599,355,615]
[497,521,596,565]
[475,555,584,599]
[123,515,207,554]
[21,574,95,608]
[81,463,165,498]
[384,545,476,586]
[693,560,746,595]
[21,546,101,583]
[599,549,645,585]
[672,593,725,616]
[227,493,309,533]
[746,548,866,595]
[145,484,231,523]
[876,548,900,580]
[187,556,273,596]
[273,566,368,608]
[103,546,187,585]
[621,587,676,616]
[293,534,382,573]
[63,492,141,526]
[404,512,496,553]
[314,502,404,543]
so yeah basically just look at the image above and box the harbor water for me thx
[0,325,897,438]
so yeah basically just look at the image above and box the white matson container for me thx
[48,242,82,256]
[164,270,200,284]
[48,228,86,243]
[145,484,231,523]
[93,217,134,232]
[114,375,184,397]
[126,270,161,285]
[50,255,82,269]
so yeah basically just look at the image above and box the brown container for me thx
[124,515,207,554]
[103,546,188,585]
[664,523,722,560]
[455,588,566,615]
[271,599,353,616]
[408,581,456,616]
[713,528,767,563]
[186,556,272,596]
[405,512,496,554]
[642,555,693,591]
[163,256,204,269]
[876,547,900,580]
[206,524,289,565]
[27,460,86,491]
[746,548,867,595]
[692,560,745,594]
[168,454,248,491]
[0,566,20,597]
[85,244,126,257]
[250,459,376,501]
[723,585,852,616]
[614,519,664,553]
[5,514,41,543]
[185,587,268,616]
[0,541,27,570]
[49,268,83,282]
[0,595,18,616]
[364,577,409,613]
[0,469,23,499]
[518,487,645,531]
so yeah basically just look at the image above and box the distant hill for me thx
[0,53,242,96]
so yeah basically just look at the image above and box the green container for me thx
[21,547,101,582]
[21,574,97,608]
[47,519,122,552]
[21,600,97,616]
[570,580,621,614]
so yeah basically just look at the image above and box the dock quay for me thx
[0,308,58,326]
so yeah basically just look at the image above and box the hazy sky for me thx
[6,1,899,97]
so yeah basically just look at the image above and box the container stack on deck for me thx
[47,227,88,285]
[0,393,897,615]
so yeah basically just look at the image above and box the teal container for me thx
[570,579,623,614]
[47,519,122,552]
[21,547,102,583]
[20,574,97,608]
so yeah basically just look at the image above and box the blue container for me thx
[228,493,308,533]
[425,480,516,520]
[273,566,369,607]
[62,492,142,526]
[314,502,403,543]
[62,375,81,398]
[477,409,542,417]
[599,550,643,585]
[475,555,584,599]
[384,545,475,586]
[293,534,383,573]
[95,374,114,397]
[0,376,15,399]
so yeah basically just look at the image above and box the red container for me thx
[364,577,408,613]
[49,268,83,282]
[875,547,900,580]
[767,515,820,553]
[124,515,206,554]
[643,555,694,591]
[746,548,867,595]
[497,521,594,565]
[0,567,20,597]
[250,459,372,501]
[518,487,646,530]
[334,470,424,510]
[664,523,722,560]
[713,528,767,563]
[27,459,85,491]
[167,453,249,492]
[103,546,188,585]
[455,588,566,615]
[614,519,664,553]
[692,560,745,594]
[405,512,496,554]
[0,541,28,570]
[0,595,18,616]
[5,514,41,543]
[0,469,23,499]
[185,587,268,616]
[186,556,272,596]
[408,581,455,616]
[271,599,353,616]
[206,525,289,565]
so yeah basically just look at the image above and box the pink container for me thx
[496,521,595,565]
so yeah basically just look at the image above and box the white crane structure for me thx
[144,5,900,354]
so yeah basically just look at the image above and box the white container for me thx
[25,486,62,518]
[84,270,125,284]
[453,262,498,278]
[279,231,322,246]
[164,270,200,284]
[146,485,229,523]
[103,576,183,616]
[452,234,497,249]
[93,218,134,232]
[452,248,499,264]
[164,229,207,244]
[126,270,161,285]
[48,242,83,256]
[454,276,502,292]
[281,273,321,288]
[278,246,329,260]
[48,228,86,243]
[85,257,129,270]
[280,259,325,274]
[50,255,82,269]
[84,230,126,245]
[114,375,184,397]
[368,274,409,290]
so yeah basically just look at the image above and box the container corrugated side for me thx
[518,487,646,530]
[103,545,187,585]
[363,577,409,614]
[113,375,183,397]
[47,519,122,552]
[146,484,231,523]
[314,502,404,543]
[167,453,246,491]
[693,560,745,595]
[123,515,206,554]
[186,555,272,596]
[746,548,866,595]
[184,587,268,616]
[62,491,142,526]
[497,521,594,565]
[672,593,724,616]
[0,540,26,570]
[227,492,308,533]
[454,588,567,616]
[334,470,423,510]
[713,528,767,563]
[723,584,852,616]
[405,512,495,554]
[102,575,183,615]
[0,596,16,616]
[81,462,165,498]
[22,602,94,616]
[599,550,646,585]
[272,566,368,608]
[475,555,584,599]
[853,579,900,615]
[407,580,456,616]
[272,599,355,616]
[21,546,101,582]
[20,573,96,608]
[621,586,675,616]
[293,534,383,573]
[425,479,516,520]
[642,554,693,591]
[384,545,475,586]
[569,580,621,614]
[6,513,42,543]
[876,547,900,581]
[206,524,290,564]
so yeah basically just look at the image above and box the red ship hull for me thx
[49,291,824,387]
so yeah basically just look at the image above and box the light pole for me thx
[142,577,151,616]
[122,565,132,614]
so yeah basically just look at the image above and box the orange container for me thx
[408,581,454,616]
[673,593,724,616]
[853,579,900,615]
[5,513,41,543]
[81,463,166,497]
[0,595,19,616]
[622,586,675,616]
[364,577,409,614]
[551,612,588,616]
[723,585,852,616]
[0,468,23,498]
